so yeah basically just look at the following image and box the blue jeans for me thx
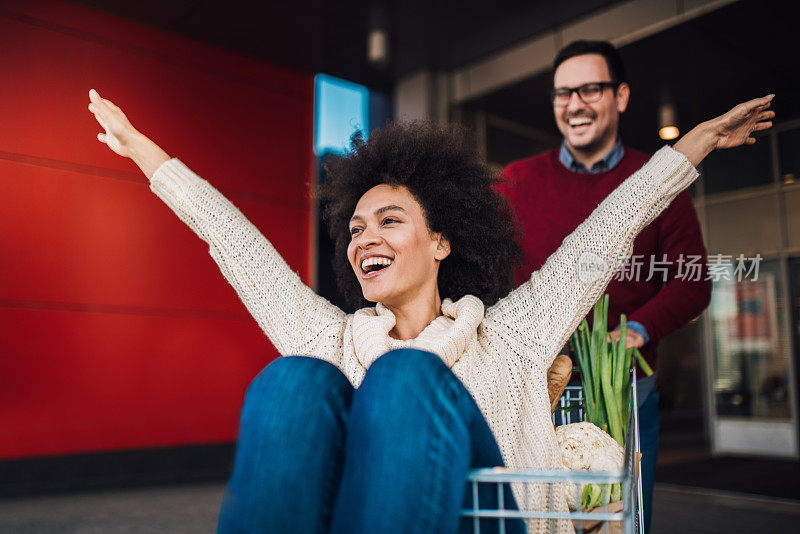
[638,388,659,534]
[217,348,524,534]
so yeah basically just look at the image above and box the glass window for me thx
[787,257,800,421]
[688,179,700,200]
[702,140,772,195]
[658,318,705,414]
[656,317,707,442]
[709,258,792,420]
[314,74,369,156]
[779,126,800,183]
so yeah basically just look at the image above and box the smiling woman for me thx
[86,88,773,534]
[319,121,521,340]
[347,185,452,340]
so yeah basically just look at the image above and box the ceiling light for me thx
[367,28,388,66]
[368,4,389,67]
[658,103,679,140]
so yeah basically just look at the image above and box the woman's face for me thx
[347,184,450,307]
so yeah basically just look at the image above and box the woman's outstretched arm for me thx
[486,95,774,368]
[88,89,347,359]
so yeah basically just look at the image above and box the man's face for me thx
[552,53,629,152]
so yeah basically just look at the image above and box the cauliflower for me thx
[555,422,624,510]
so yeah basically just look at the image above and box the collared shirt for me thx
[559,138,625,174]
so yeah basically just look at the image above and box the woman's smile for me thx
[360,254,394,279]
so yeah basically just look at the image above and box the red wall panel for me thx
[0,0,315,459]
[0,307,270,456]
[0,160,308,312]
[0,9,312,203]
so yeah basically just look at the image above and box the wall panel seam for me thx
[0,150,311,210]
[0,298,252,321]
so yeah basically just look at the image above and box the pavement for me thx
[0,482,797,533]
[650,485,800,533]
[0,483,223,534]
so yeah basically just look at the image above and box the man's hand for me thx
[87,89,169,179]
[608,327,644,349]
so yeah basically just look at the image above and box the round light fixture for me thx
[658,103,679,140]
[659,126,680,140]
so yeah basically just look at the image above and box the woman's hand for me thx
[674,94,775,167]
[88,89,170,179]
[710,94,775,149]
[88,89,136,157]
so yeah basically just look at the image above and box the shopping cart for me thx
[461,370,644,534]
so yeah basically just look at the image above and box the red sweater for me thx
[498,147,712,370]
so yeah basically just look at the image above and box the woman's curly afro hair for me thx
[317,121,521,310]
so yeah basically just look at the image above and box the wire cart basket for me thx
[461,370,644,534]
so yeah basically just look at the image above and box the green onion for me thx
[633,347,654,376]
[599,341,623,445]
[571,294,638,446]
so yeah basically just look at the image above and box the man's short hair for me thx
[553,40,626,84]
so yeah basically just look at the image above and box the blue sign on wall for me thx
[314,74,369,156]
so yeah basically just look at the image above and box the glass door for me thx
[706,258,799,457]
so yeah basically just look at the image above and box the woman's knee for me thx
[244,356,352,408]
[367,348,447,378]
[361,348,457,399]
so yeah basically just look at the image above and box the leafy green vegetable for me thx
[582,483,604,509]
[633,347,654,376]
[571,294,654,447]
[611,482,622,503]
[581,483,618,509]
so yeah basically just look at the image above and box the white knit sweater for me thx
[149,146,697,532]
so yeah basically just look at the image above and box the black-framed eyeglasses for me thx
[550,82,619,106]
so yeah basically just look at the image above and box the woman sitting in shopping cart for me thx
[87,89,773,534]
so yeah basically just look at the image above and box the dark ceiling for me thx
[77,0,799,159]
[77,0,619,91]
[466,0,800,157]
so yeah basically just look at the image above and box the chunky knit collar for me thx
[351,295,485,370]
